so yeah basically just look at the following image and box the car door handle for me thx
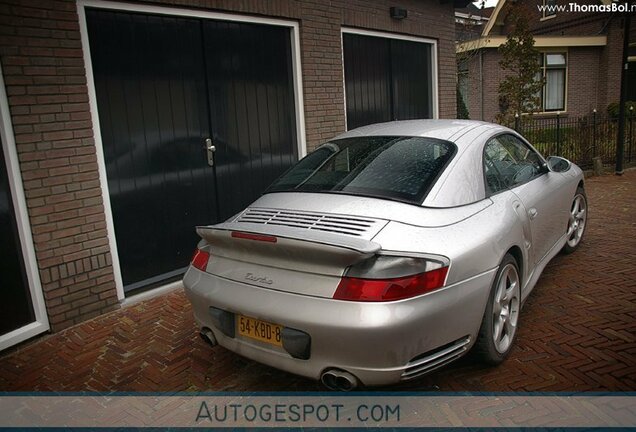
[528,208,538,219]
[204,138,216,167]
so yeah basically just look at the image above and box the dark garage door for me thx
[86,9,298,292]
[343,33,433,130]
[0,135,35,335]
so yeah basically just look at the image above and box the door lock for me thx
[205,138,216,166]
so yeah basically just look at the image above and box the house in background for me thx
[0,0,469,351]
[455,2,495,117]
[457,0,631,122]
[455,2,495,42]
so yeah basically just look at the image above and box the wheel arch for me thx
[577,179,585,190]
[505,245,524,287]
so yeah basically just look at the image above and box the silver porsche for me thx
[183,120,587,390]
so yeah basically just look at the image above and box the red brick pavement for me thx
[0,172,634,392]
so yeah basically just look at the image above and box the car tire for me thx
[474,253,521,365]
[562,186,587,254]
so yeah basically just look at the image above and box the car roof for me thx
[333,119,502,145]
[334,119,520,207]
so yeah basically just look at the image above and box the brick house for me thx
[456,0,632,122]
[455,2,495,43]
[0,0,468,350]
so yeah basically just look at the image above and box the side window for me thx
[484,138,508,194]
[483,134,545,195]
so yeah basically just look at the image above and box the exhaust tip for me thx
[320,369,359,392]
[199,328,218,347]
[321,372,337,390]
[336,375,354,391]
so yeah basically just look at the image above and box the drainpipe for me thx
[616,13,630,175]
[480,49,484,121]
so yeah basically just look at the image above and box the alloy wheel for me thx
[492,263,520,354]
[566,194,587,248]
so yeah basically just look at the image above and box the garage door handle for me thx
[205,138,216,167]
[528,208,538,219]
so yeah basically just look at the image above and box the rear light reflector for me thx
[191,249,210,271]
[333,266,449,302]
[231,231,277,243]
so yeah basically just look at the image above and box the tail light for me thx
[333,255,449,302]
[231,231,277,243]
[191,249,210,271]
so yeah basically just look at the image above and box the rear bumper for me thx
[183,266,497,386]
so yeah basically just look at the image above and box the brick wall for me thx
[0,0,118,331]
[567,46,601,116]
[0,0,457,333]
[599,17,624,112]
[463,48,507,122]
[463,50,483,121]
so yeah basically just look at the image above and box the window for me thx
[266,136,456,204]
[543,0,557,18]
[483,134,545,194]
[539,52,566,112]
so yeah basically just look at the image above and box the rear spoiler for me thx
[196,222,381,255]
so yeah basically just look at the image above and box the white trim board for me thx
[76,0,307,300]
[0,63,50,351]
[457,35,608,53]
[340,27,440,127]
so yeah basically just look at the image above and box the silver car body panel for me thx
[183,119,586,386]
[196,224,380,298]
[184,264,497,386]
[235,207,388,238]
[245,193,493,228]
[334,119,485,142]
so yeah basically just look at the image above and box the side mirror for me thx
[546,156,571,173]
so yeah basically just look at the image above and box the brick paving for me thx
[0,172,634,392]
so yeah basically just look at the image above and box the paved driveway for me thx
[0,172,634,392]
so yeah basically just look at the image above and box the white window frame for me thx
[77,0,307,300]
[539,51,568,113]
[541,0,558,20]
[0,63,50,351]
[340,27,439,130]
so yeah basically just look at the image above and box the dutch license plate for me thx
[237,314,283,347]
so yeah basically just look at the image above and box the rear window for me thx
[265,136,456,204]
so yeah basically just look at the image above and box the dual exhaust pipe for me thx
[200,327,358,391]
[320,369,359,391]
